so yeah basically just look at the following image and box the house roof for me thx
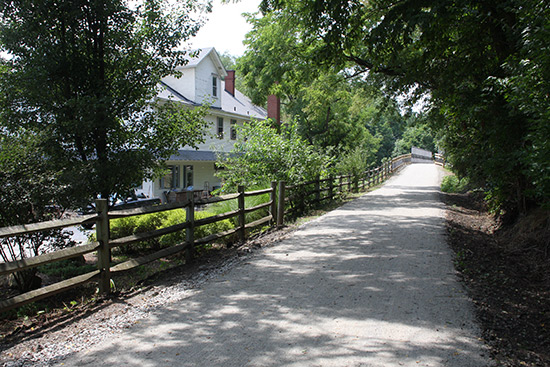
[221,80,267,119]
[178,47,227,79]
[169,150,235,162]
[158,47,267,120]
[159,81,200,106]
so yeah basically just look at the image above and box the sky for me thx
[188,0,263,57]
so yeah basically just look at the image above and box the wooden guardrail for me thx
[0,186,274,312]
[0,154,414,312]
[283,155,411,218]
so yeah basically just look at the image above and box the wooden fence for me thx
[0,154,412,313]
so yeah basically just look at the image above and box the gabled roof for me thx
[178,47,227,79]
[158,47,267,120]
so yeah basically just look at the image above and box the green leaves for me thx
[0,0,210,203]
[256,0,549,213]
[216,119,331,191]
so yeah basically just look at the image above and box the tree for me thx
[392,114,436,156]
[0,129,76,291]
[0,0,210,207]
[258,0,549,213]
[238,10,385,157]
[215,119,330,191]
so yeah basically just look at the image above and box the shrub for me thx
[441,175,470,193]
[110,203,243,255]
[110,211,170,254]
[39,258,96,279]
[216,120,331,191]
[157,209,234,247]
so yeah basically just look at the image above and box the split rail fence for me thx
[0,154,412,312]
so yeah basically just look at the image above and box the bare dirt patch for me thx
[443,192,550,367]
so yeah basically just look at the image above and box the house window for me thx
[212,76,217,97]
[217,117,224,139]
[230,119,237,140]
[160,165,179,189]
[184,165,193,189]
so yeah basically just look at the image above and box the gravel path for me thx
[6,163,492,366]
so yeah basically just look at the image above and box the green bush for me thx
[110,200,253,255]
[441,175,470,193]
[209,192,271,226]
[110,211,170,254]
[158,209,233,247]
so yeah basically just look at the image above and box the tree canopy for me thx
[237,9,413,161]
[0,0,210,206]
[257,0,549,213]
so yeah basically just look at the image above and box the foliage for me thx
[334,147,374,189]
[109,207,234,255]
[393,115,436,156]
[215,119,331,191]
[441,175,470,194]
[238,11,385,155]
[157,209,233,248]
[38,259,96,280]
[258,0,549,214]
[0,130,76,292]
[0,0,210,205]
[208,193,271,226]
[330,146,377,196]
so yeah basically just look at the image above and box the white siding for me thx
[194,56,221,108]
[163,68,196,101]
[192,113,244,152]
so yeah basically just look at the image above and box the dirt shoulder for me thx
[442,192,550,367]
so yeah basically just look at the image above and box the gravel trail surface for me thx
[27,164,493,366]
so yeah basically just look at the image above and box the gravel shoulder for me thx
[1,164,492,366]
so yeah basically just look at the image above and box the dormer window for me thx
[212,76,217,97]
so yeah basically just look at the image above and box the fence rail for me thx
[0,153,415,313]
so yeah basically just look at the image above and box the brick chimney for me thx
[267,94,281,124]
[224,70,235,96]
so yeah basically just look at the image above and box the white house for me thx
[137,48,270,202]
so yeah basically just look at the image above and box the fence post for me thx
[277,181,285,227]
[185,191,195,261]
[95,199,111,295]
[314,175,320,204]
[238,185,246,242]
[339,176,343,195]
[353,173,359,193]
[348,174,352,192]
[367,169,371,188]
[270,181,277,226]
[328,175,334,200]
